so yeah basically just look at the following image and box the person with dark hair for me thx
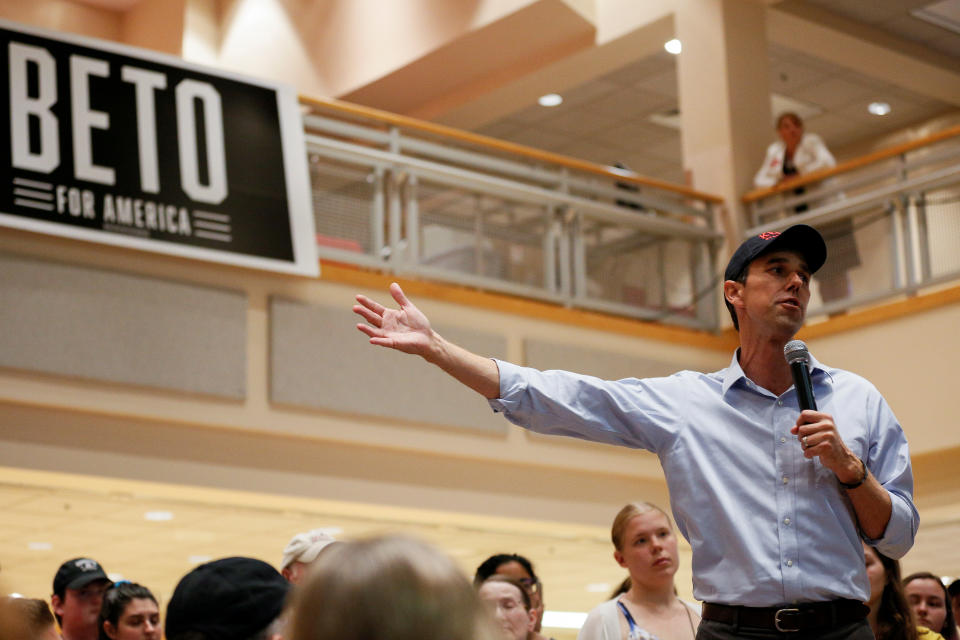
[98,582,160,640]
[288,535,500,640]
[164,557,290,640]
[863,544,948,640]
[473,554,552,640]
[354,223,918,639]
[904,573,958,640]
[863,543,923,640]
[51,558,113,640]
[0,596,60,640]
[949,580,960,638]
[478,576,537,640]
[579,502,699,640]
[754,111,860,304]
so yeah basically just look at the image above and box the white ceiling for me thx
[475,0,960,184]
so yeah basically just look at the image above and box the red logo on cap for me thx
[758,231,780,240]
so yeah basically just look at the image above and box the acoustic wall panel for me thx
[524,339,688,382]
[270,298,507,432]
[0,252,247,398]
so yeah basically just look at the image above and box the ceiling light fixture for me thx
[868,101,891,116]
[188,555,213,564]
[542,611,589,629]
[144,510,174,521]
[664,39,682,55]
[538,93,563,107]
[27,541,52,551]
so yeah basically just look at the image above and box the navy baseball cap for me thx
[724,224,827,281]
[52,558,111,596]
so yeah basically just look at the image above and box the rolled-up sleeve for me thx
[487,359,682,452]
[861,394,919,559]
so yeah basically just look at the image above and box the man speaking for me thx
[353,224,917,639]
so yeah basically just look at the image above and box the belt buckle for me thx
[774,608,802,632]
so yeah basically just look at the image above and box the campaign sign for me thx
[0,19,318,276]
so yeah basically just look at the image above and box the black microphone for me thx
[784,340,817,411]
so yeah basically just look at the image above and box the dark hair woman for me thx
[98,582,161,640]
[904,572,958,640]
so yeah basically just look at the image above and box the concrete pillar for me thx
[675,0,772,245]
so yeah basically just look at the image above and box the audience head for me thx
[949,580,960,637]
[473,554,545,631]
[289,534,499,640]
[98,582,160,640]
[610,502,679,589]
[0,596,59,640]
[862,543,917,640]
[477,575,536,640]
[903,572,958,640]
[165,556,290,640]
[52,558,113,639]
[280,529,339,585]
[775,112,805,150]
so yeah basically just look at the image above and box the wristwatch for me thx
[838,457,868,490]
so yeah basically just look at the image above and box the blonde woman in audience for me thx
[863,543,944,640]
[289,535,501,640]
[578,502,699,640]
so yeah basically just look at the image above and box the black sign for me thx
[1,20,317,275]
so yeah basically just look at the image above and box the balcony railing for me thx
[743,125,960,318]
[300,97,725,331]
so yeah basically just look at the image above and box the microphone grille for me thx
[784,339,810,365]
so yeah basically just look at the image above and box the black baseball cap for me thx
[165,557,290,640]
[53,558,111,596]
[724,224,827,281]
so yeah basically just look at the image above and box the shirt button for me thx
[777,400,783,406]
[782,476,789,484]
[784,518,791,525]
[786,560,794,567]
[780,437,786,444]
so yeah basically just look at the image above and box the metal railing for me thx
[742,125,960,317]
[301,97,725,331]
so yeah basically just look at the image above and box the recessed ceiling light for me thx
[27,541,52,551]
[144,510,174,521]
[9,593,24,599]
[586,582,611,592]
[868,101,891,116]
[107,573,125,582]
[664,39,682,55]
[538,93,563,107]
[188,555,212,564]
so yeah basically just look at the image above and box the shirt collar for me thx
[721,348,833,396]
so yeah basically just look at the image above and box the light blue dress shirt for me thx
[488,351,918,607]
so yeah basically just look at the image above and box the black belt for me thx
[701,599,869,633]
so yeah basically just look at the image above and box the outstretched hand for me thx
[353,283,435,357]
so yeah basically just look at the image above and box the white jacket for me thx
[577,598,701,640]
[753,133,836,189]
